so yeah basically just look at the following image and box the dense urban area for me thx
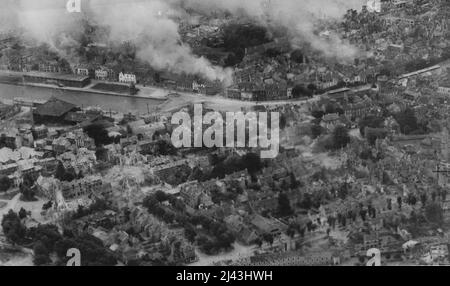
[0,0,450,266]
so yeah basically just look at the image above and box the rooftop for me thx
[34,97,78,117]
[398,65,441,79]
[24,71,90,82]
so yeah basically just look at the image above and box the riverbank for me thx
[24,81,169,101]
[0,70,326,115]
[0,82,165,115]
[0,70,169,101]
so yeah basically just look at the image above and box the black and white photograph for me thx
[0,0,449,270]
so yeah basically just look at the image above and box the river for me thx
[0,82,165,115]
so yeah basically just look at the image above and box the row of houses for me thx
[73,65,137,84]
[231,250,344,266]
[225,83,292,101]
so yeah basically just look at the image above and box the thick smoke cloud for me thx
[174,0,365,60]
[1,0,365,84]
[1,0,233,84]
[90,0,234,84]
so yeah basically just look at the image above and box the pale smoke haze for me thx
[175,0,365,60]
[1,0,365,83]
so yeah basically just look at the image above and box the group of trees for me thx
[311,124,324,139]
[189,215,236,255]
[1,210,117,266]
[394,108,427,135]
[207,152,263,180]
[358,115,385,136]
[83,123,116,147]
[19,174,37,202]
[359,109,426,142]
[220,24,272,67]
[278,193,293,217]
[142,192,185,225]
[149,140,178,156]
[291,84,314,98]
[143,191,236,255]
[71,199,110,220]
[403,48,450,74]
[365,128,388,146]
[210,181,243,204]
[55,161,83,183]
[290,49,305,64]
[31,225,117,266]
[325,126,351,150]
[0,175,12,192]
[325,103,344,115]
[1,210,27,245]
[425,203,444,226]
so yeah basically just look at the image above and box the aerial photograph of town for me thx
[0,0,449,268]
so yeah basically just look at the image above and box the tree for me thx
[307,84,317,93]
[292,84,313,98]
[155,191,169,202]
[126,124,133,135]
[22,173,36,188]
[299,193,313,209]
[289,172,301,189]
[338,183,349,200]
[311,124,323,139]
[425,203,443,226]
[55,161,66,181]
[330,126,350,150]
[395,108,419,135]
[54,238,77,258]
[19,208,28,219]
[20,183,36,202]
[291,49,304,63]
[242,153,262,174]
[420,193,427,207]
[262,233,274,245]
[1,210,26,244]
[278,193,293,216]
[143,195,159,210]
[397,196,402,210]
[63,167,77,182]
[365,128,388,145]
[84,124,112,147]
[0,175,11,192]
[42,201,53,211]
[407,194,417,206]
[358,116,384,136]
[265,48,282,58]
[280,114,287,130]
[311,110,325,119]
[221,23,271,66]
[184,225,197,243]
[286,225,296,238]
[33,241,51,266]
[360,209,367,221]
[325,103,338,114]
[154,140,177,156]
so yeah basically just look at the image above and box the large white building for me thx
[95,69,108,80]
[366,0,381,12]
[438,82,450,96]
[119,72,137,84]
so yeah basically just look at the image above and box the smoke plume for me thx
[1,0,365,84]
[173,0,365,60]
